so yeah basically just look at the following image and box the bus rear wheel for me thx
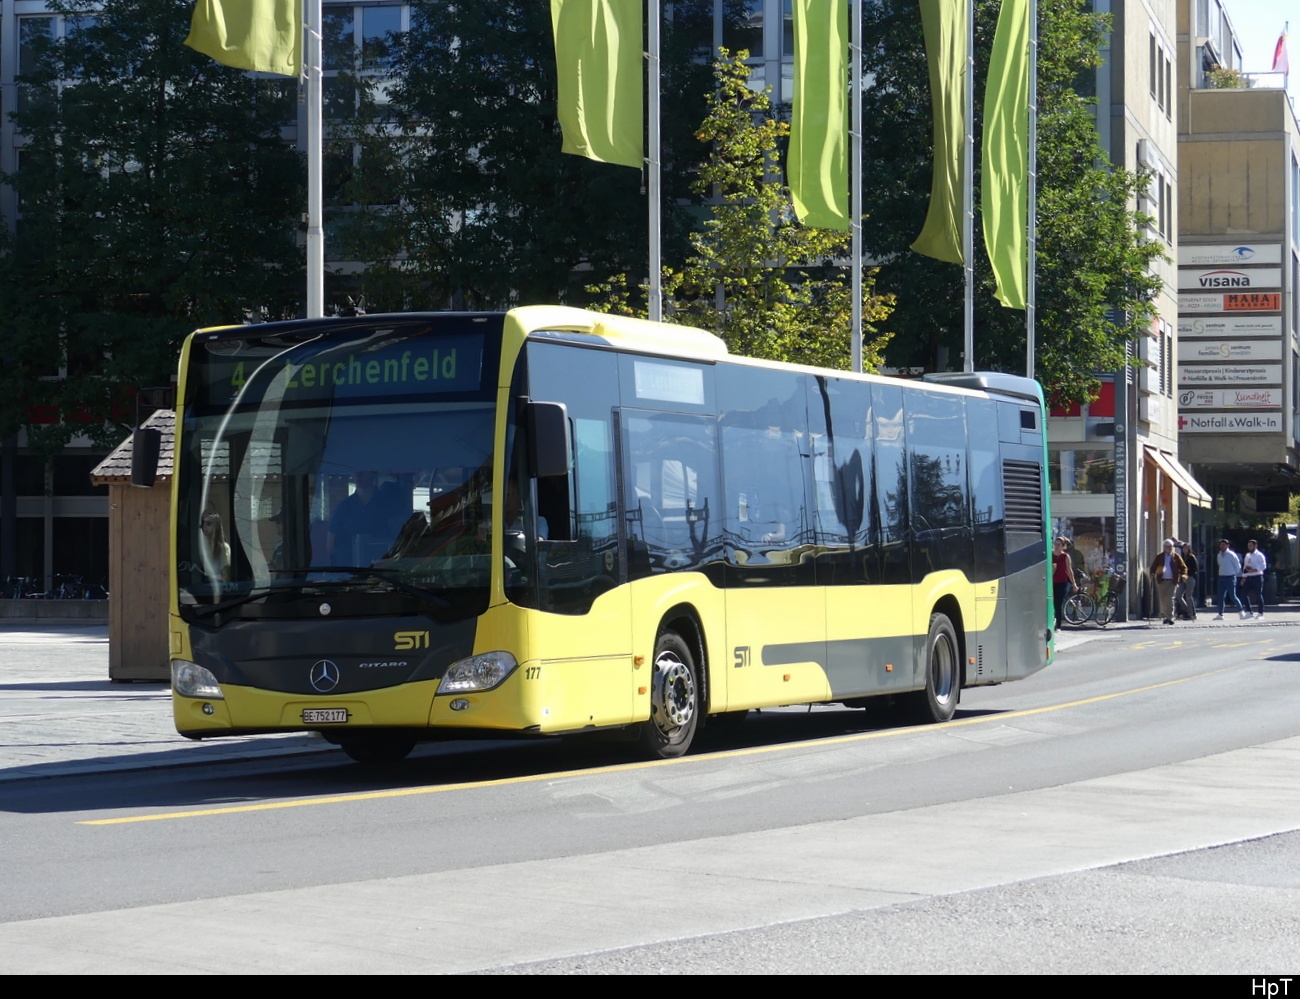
[338,733,416,765]
[903,613,960,724]
[638,631,699,759]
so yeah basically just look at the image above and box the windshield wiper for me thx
[272,566,452,609]
[189,584,283,619]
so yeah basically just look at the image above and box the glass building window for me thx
[1049,449,1116,494]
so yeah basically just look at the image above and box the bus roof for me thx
[507,306,729,360]
[185,309,1042,406]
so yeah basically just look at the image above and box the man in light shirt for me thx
[1241,539,1267,619]
[1214,538,1248,621]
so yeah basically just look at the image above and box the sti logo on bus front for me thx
[394,631,430,650]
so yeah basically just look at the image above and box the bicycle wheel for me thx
[1063,591,1095,625]
[1096,594,1117,626]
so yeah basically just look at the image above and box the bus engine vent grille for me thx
[1003,460,1043,534]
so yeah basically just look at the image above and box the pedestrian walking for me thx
[1241,539,1267,618]
[1214,538,1248,620]
[1177,541,1198,620]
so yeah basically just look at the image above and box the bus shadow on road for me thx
[0,680,168,693]
[0,701,1009,817]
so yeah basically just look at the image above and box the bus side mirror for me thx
[527,401,571,478]
[131,427,162,488]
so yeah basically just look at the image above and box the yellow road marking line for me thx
[79,665,1246,827]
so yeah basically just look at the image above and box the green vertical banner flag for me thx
[184,0,303,77]
[790,0,849,231]
[911,0,967,263]
[550,0,644,169]
[982,0,1029,309]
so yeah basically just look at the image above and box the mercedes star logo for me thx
[310,659,341,692]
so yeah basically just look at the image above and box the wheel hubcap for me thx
[651,652,696,736]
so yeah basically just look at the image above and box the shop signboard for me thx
[1177,340,1283,362]
[1178,387,1283,409]
[1177,364,1282,386]
[1177,268,1282,290]
[1178,315,1283,337]
[1179,244,1282,266]
[1178,412,1284,433]
[1178,293,1282,313]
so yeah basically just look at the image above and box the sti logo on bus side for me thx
[394,631,430,650]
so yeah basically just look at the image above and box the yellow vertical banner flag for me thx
[184,0,303,77]
[982,0,1029,309]
[550,0,644,169]
[911,0,967,264]
[789,0,849,231]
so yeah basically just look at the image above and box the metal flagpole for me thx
[1027,0,1038,378]
[647,0,662,322]
[963,0,974,372]
[305,0,324,318]
[852,0,863,373]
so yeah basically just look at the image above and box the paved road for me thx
[0,608,1278,780]
[2,617,1299,973]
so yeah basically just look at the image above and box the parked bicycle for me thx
[2,576,40,599]
[1062,568,1126,627]
[1062,571,1095,625]
[50,574,86,600]
[1093,569,1126,626]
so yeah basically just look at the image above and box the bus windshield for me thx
[176,315,502,623]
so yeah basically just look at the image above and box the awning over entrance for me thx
[1145,447,1212,508]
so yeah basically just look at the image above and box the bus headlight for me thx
[439,651,518,693]
[172,659,224,700]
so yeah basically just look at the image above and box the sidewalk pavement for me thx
[3,604,1299,783]
[0,624,327,783]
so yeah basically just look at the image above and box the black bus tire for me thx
[904,613,960,724]
[638,630,699,759]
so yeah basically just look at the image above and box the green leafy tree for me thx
[339,0,730,311]
[595,52,892,372]
[0,0,303,451]
[859,0,1163,404]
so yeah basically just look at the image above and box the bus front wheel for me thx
[639,631,699,759]
[903,613,960,724]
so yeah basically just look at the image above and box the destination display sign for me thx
[1178,316,1282,337]
[1179,244,1282,266]
[1177,340,1283,362]
[196,324,492,410]
[1178,387,1283,409]
[1177,268,1282,290]
[1178,364,1282,386]
[1179,412,1284,433]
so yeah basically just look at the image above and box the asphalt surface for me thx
[3,606,1300,973]
[0,601,1294,782]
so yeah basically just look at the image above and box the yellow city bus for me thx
[168,307,1052,763]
